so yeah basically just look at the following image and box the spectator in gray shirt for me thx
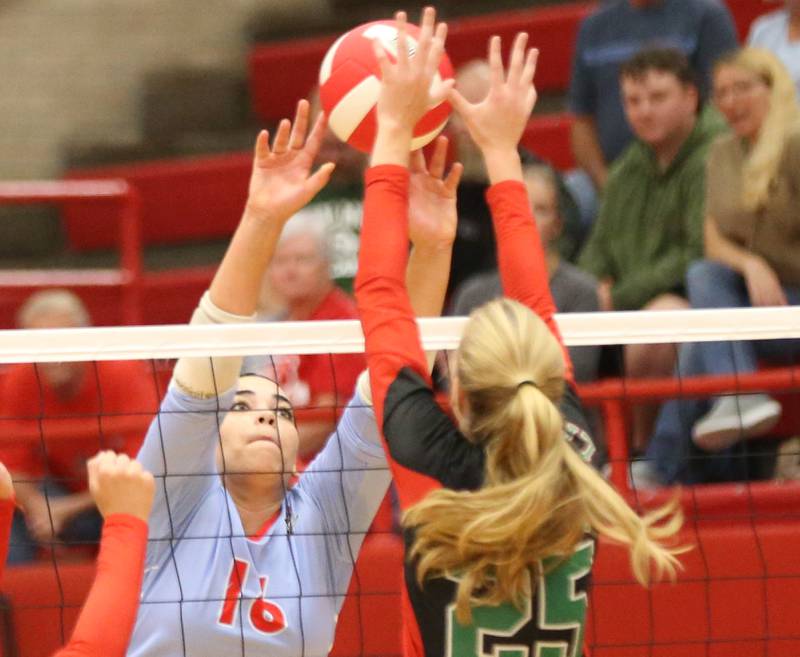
[451,163,600,383]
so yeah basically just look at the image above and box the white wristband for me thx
[172,291,256,398]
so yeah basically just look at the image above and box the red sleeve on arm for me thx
[0,497,16,584]
[355,165,442,509]
[487,180,574,384]
[53,514,148,657]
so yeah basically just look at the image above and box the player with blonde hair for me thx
[355,9,684,654]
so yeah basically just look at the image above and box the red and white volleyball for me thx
[319,20,454,153]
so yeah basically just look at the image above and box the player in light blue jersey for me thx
[128,99,456,657]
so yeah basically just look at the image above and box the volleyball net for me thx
[0,308,799,656]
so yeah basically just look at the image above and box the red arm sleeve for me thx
[487,180,574,384]
[0,497,16,584]
[354,165,444,509]
[53,514,148,657]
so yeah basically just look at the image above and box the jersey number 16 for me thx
[218,558,287,634]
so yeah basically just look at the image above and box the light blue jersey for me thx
[129,384,389,657]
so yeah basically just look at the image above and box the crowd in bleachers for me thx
[0,2,799,656]
[260,0,800,493]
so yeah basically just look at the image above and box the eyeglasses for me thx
[713,78,767,103]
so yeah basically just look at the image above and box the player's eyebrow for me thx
[273,394,294,408]
[234,390,293,408]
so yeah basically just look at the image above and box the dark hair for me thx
[620,47,697,87]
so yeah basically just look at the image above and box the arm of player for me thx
[405,137,462,320]
[138,103,335,557]
[299,132,467,569]
[448,34,574,384]
[173,100,334,400]
[356,9,470,509]
[53,453,154,657]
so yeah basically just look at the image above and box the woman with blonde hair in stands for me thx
[355,10,684,653]
[642,49,800,487]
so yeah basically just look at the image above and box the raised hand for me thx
[373,8,450,133]
[408,137,462,251]
[448,33,539,156]
[246,99,335,224]
[88,452,155,524]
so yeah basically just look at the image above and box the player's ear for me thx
[450,373,470,432]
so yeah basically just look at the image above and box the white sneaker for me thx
[692,394,782,452]
[628,460,664,490]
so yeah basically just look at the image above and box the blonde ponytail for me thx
[404,298,684,624]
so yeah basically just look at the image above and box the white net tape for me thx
[1,306,799,363]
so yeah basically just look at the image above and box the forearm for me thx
[485,169,574,382]
[12,478,40,510]
[705,215,755,273]
[406,244,452,317]
[209,207,284,316]
[371,123,413,169]
[55,515,148,657]
[176,203,276,397]
[571,117,607,189]
[482,147,523,186]
[356,167,430,408]
[57,491,95,520]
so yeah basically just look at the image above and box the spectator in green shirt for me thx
[578,47,727,449]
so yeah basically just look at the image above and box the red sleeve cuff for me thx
[485,179,528,206]
[102,514,148,536]
[365,164,410,184]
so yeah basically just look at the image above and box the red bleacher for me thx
[63,153,251,249]
[3,481,797,657]
[60,0,773,259]
[248,2,596,124]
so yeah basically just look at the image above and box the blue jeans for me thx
[646,260,800,484]
[563,168,599,240]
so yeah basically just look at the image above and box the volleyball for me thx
[318,19,454,153]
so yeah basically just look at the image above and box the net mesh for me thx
[0,309,798,657]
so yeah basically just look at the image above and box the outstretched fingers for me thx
[410,148,428,174]
[424,21,448,82]
[271,118,292,154]
[373,37,392,77]
[488,36,503,89]
[302,110,328,161]
[507,32,529,85]
[443,161,463,195]
[521,47,540,88]
[415,7,436,72]
[288,99,310,150]
[428,136,449,179]
[305,161,336,197]
[395,11,410,70]
[253,129,271,166]
[446,85,472,119]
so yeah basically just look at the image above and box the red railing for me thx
[578,366,800,493]
[0,180,143,325]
